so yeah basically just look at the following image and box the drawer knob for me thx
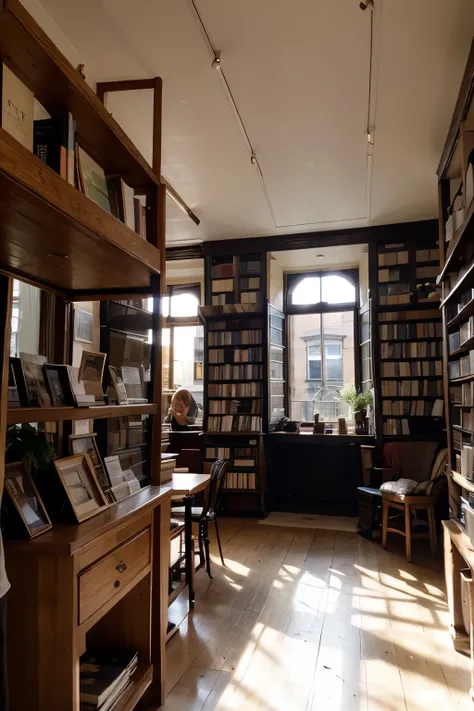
[114,580,121,589]
[116,561,127,574]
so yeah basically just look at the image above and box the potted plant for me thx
[339,386,373,434]
[5,423,55,472]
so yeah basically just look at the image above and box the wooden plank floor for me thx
[160,518,472,711]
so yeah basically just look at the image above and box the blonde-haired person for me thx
[166,388,198,431]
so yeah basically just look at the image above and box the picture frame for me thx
[54,454,109,523]
[69,433,115,504]
[4,462,52,539]
[79,351,107,403]
[74,309,93,344]
[19,353,51,407]
[76,146,111,213]
[44,364,75,407]
[7,362,21,408]
[108,366,128,405]
[9,357,29,406]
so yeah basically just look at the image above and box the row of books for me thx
[381,379,443,397]
[446,288,474,322]
[379,292,411,306]
[241,277,260,290]
[453,409,474,431]
[378,267,407,283]
[208,382,262,397]
[450,383,473,405]
[240,259,260,275]
[379,309,441,322]
[453,428,470,451]
[449,352,474,379]
[382,399,443,416]
[416,248,440,262]
[380,322,442,340]
[209,364,263,380]
[200,303,261,316]
[417,265,438,279]
[224,472,257,490]
[383,418,411,436]
[208,347,263,363]
[378,249,409,266]
[208,398,261,415]
[381,341,442,359]
[212,279,234,293]
[381,360,442,377]
[207,415,262,432]
[212,293,235,306]
[208,329,262,346]
[211,262,234,278]
[449,318,474,353]
[205,446,256,461]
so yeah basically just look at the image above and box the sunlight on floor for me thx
[164,520,472,711]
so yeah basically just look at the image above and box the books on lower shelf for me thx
[379,309,441,322]
[415,248,440,262]
[208,382,262,397]
[209,364,263,380]
[381,341,442,358]
[224,472,257,490]
[80,648,138,710]
[212,279,234,294]
[382,400,442,416]
[378,249,409,266]
[207,415,262,432]
[450,382,473,405]
[205,446,256,462]
[208,330,262,346]
[208,399,261,414]
[450,352,474,379]
[449,317,474,353]
[383,418,411,436]
[380,323,442,340]
[208,347,263,363]
[201,304,261,316]
[381,379,443,397]
[381,360,442,377]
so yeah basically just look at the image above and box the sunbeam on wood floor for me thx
[160,518,471,711]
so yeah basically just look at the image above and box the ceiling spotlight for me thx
[359,0,374,10]
[250,151,257,165]
[212,51,222,69]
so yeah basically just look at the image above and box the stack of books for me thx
[80,649,138,711]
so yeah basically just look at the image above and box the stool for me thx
[382,492,438,563]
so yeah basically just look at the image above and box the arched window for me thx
[289,273,356,307]
[161,284,200,319]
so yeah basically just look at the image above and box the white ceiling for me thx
[22,0,474,245]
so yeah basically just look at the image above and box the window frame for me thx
[305,332,344,384]
[285,269,358,315]
[284,268,361,423]
[162,283,201,324]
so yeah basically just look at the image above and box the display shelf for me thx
[7,403,157,425]
[448,335,474,358]
[437,199,474,284]
[446,297,474,328]
[0,129,160,295]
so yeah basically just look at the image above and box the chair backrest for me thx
[205,459,229,518]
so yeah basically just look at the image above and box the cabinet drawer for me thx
[79,527,151,624]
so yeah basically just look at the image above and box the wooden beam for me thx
[161,177,200,226]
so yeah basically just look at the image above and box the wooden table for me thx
[171,473,210,608]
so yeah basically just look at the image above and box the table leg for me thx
[184,495,195,608]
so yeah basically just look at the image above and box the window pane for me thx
[170,292,199,318]
[162,296,170,317]
[172,325,204,424]
[290,312,355,424]
[321,275,356,304]
[291,277,321,305]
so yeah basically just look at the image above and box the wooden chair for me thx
[382,492,438,563]
[381,446,447,563]
[172,459,229,578]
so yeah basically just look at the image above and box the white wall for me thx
[268,255,284,311]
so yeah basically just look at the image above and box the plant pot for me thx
[354,409,368,435]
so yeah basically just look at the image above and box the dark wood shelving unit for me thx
[0,2,172,708]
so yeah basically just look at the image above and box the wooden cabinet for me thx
[5,487,171,711]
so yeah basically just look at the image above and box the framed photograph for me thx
[79,351,106,403]
[74,309,93,344]
[54,454,109,523]
[69,433,115,504]
[108,366,128,405]
[4,462,52,539]
[9,357,29,406]
[8,363,21,408]
[19,353,51,407]
[76,146,111,213]
[44,364,75,407]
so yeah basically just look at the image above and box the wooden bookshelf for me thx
[437,40,474,700]
[374,239,444,439]
[0,3,171,709]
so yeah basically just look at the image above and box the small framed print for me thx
[79,351,107,403]
[44,364,75,407]
[108,366,128,405]
[69,433,115,504]
[54,454,109,523]
[4,462,52,539]
[74,308,94,344]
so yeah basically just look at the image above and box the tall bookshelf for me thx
[206,253,263,310]
[374,238,444,440]
[0,3,171,709]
